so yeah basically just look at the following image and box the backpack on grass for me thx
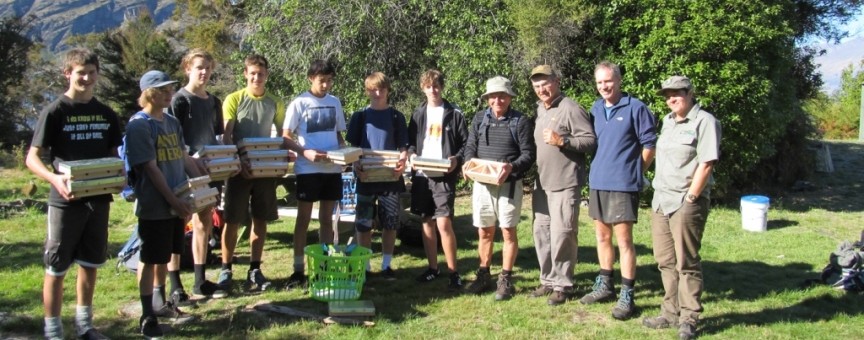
[807,232,864,293]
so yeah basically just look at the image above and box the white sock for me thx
[365,260,371,271]
[44,316,63,339]
[75,305,92,335]
[382,253,393,270]
[293,256,304,273]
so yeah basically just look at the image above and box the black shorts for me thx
[223,176,278,224]
[410,175,456,219]
[588,190,639,224]
[296,173,344,202]
[43,202,110,276]
[138,218,184,265]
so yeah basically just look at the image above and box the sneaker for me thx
[579,275,616,305]
[447,272,463,291]
[193,280,227,299]
[465,269,493,295]
[611,287,636,320]
[78,328,109,340]
[139,315,162,339]
[529,285,553,298]
[247,269,272,291]
[285,271,307,290]
[153,303,196,324]
[494,273,515,301]
[216,269,233,292]
[678,322,697,340]
[415,267,440,282]
[642,315,678,329]
[382,267,397,281]
[547,290,570,306]
[170,288,191,307]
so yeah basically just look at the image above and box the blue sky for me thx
[813,11,864,93]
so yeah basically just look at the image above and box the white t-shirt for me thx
[283,92,346,174]
[418,105,445,177]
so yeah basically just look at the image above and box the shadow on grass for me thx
[701,292,863,335]
[766,219,798,230]
[749,141,864,213]
[0,241,43,270]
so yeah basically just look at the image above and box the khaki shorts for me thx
[472,180,523,228]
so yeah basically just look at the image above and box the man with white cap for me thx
[125,70,207,337]
[528,65,596,306]
[462,76,535,300]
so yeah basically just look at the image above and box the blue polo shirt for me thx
[588,93,657,192]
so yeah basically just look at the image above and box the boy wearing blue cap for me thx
[126,70,207,338]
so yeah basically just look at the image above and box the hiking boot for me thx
[193,280,226,299]
[678,322,697,340]
[547,290,570,306]
[139,315,162,339]
[611,287,636,320]
[285,271,307,290]
[529,285,553,298]
[246,269,272,291]
[170,288,191,307]
[415,267,440,282]
[216,269,233,293]
[77,328,109,340]
[494,273,515,301]
[382,267,397,281]
[579,275,615,305]
[465,270,493,295]
[643,315,678,329]
[447,272,463,291]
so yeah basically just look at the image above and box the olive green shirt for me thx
[651,103,721,215]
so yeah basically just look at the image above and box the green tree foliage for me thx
[245,0,436,114]
[0,15,35,148]
[236,0,861,197]
[73,12,180,120]
[805,61,864,139]
[172,0,243,97]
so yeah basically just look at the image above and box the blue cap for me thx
[139,70,178,91]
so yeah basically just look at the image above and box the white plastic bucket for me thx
[741,195,770,232]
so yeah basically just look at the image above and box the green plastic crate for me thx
[304,244,372,301]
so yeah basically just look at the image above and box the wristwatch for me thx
[686,193,697,202]
[559,137,570,148]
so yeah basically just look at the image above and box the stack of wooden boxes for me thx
[238,137,291,178]
[58,157,125,198]
[357,149,402,183]
[411,156,451,177]
[195,145,240,182]
[173,175,220,213]
[327,147,363,165]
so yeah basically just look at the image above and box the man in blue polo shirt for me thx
[580,61,657,321]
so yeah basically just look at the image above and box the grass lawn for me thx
[1,140,863,339]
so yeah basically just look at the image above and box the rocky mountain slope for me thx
[0,0,176,51]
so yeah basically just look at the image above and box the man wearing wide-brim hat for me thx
[461,76,535,301]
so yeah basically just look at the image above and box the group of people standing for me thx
[26,46,719,340]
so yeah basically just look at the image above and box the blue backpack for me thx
[116,226,141,272]
[119,111,159,201]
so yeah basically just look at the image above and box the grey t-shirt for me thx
[169,88,223,155]
[126,112,188,219]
